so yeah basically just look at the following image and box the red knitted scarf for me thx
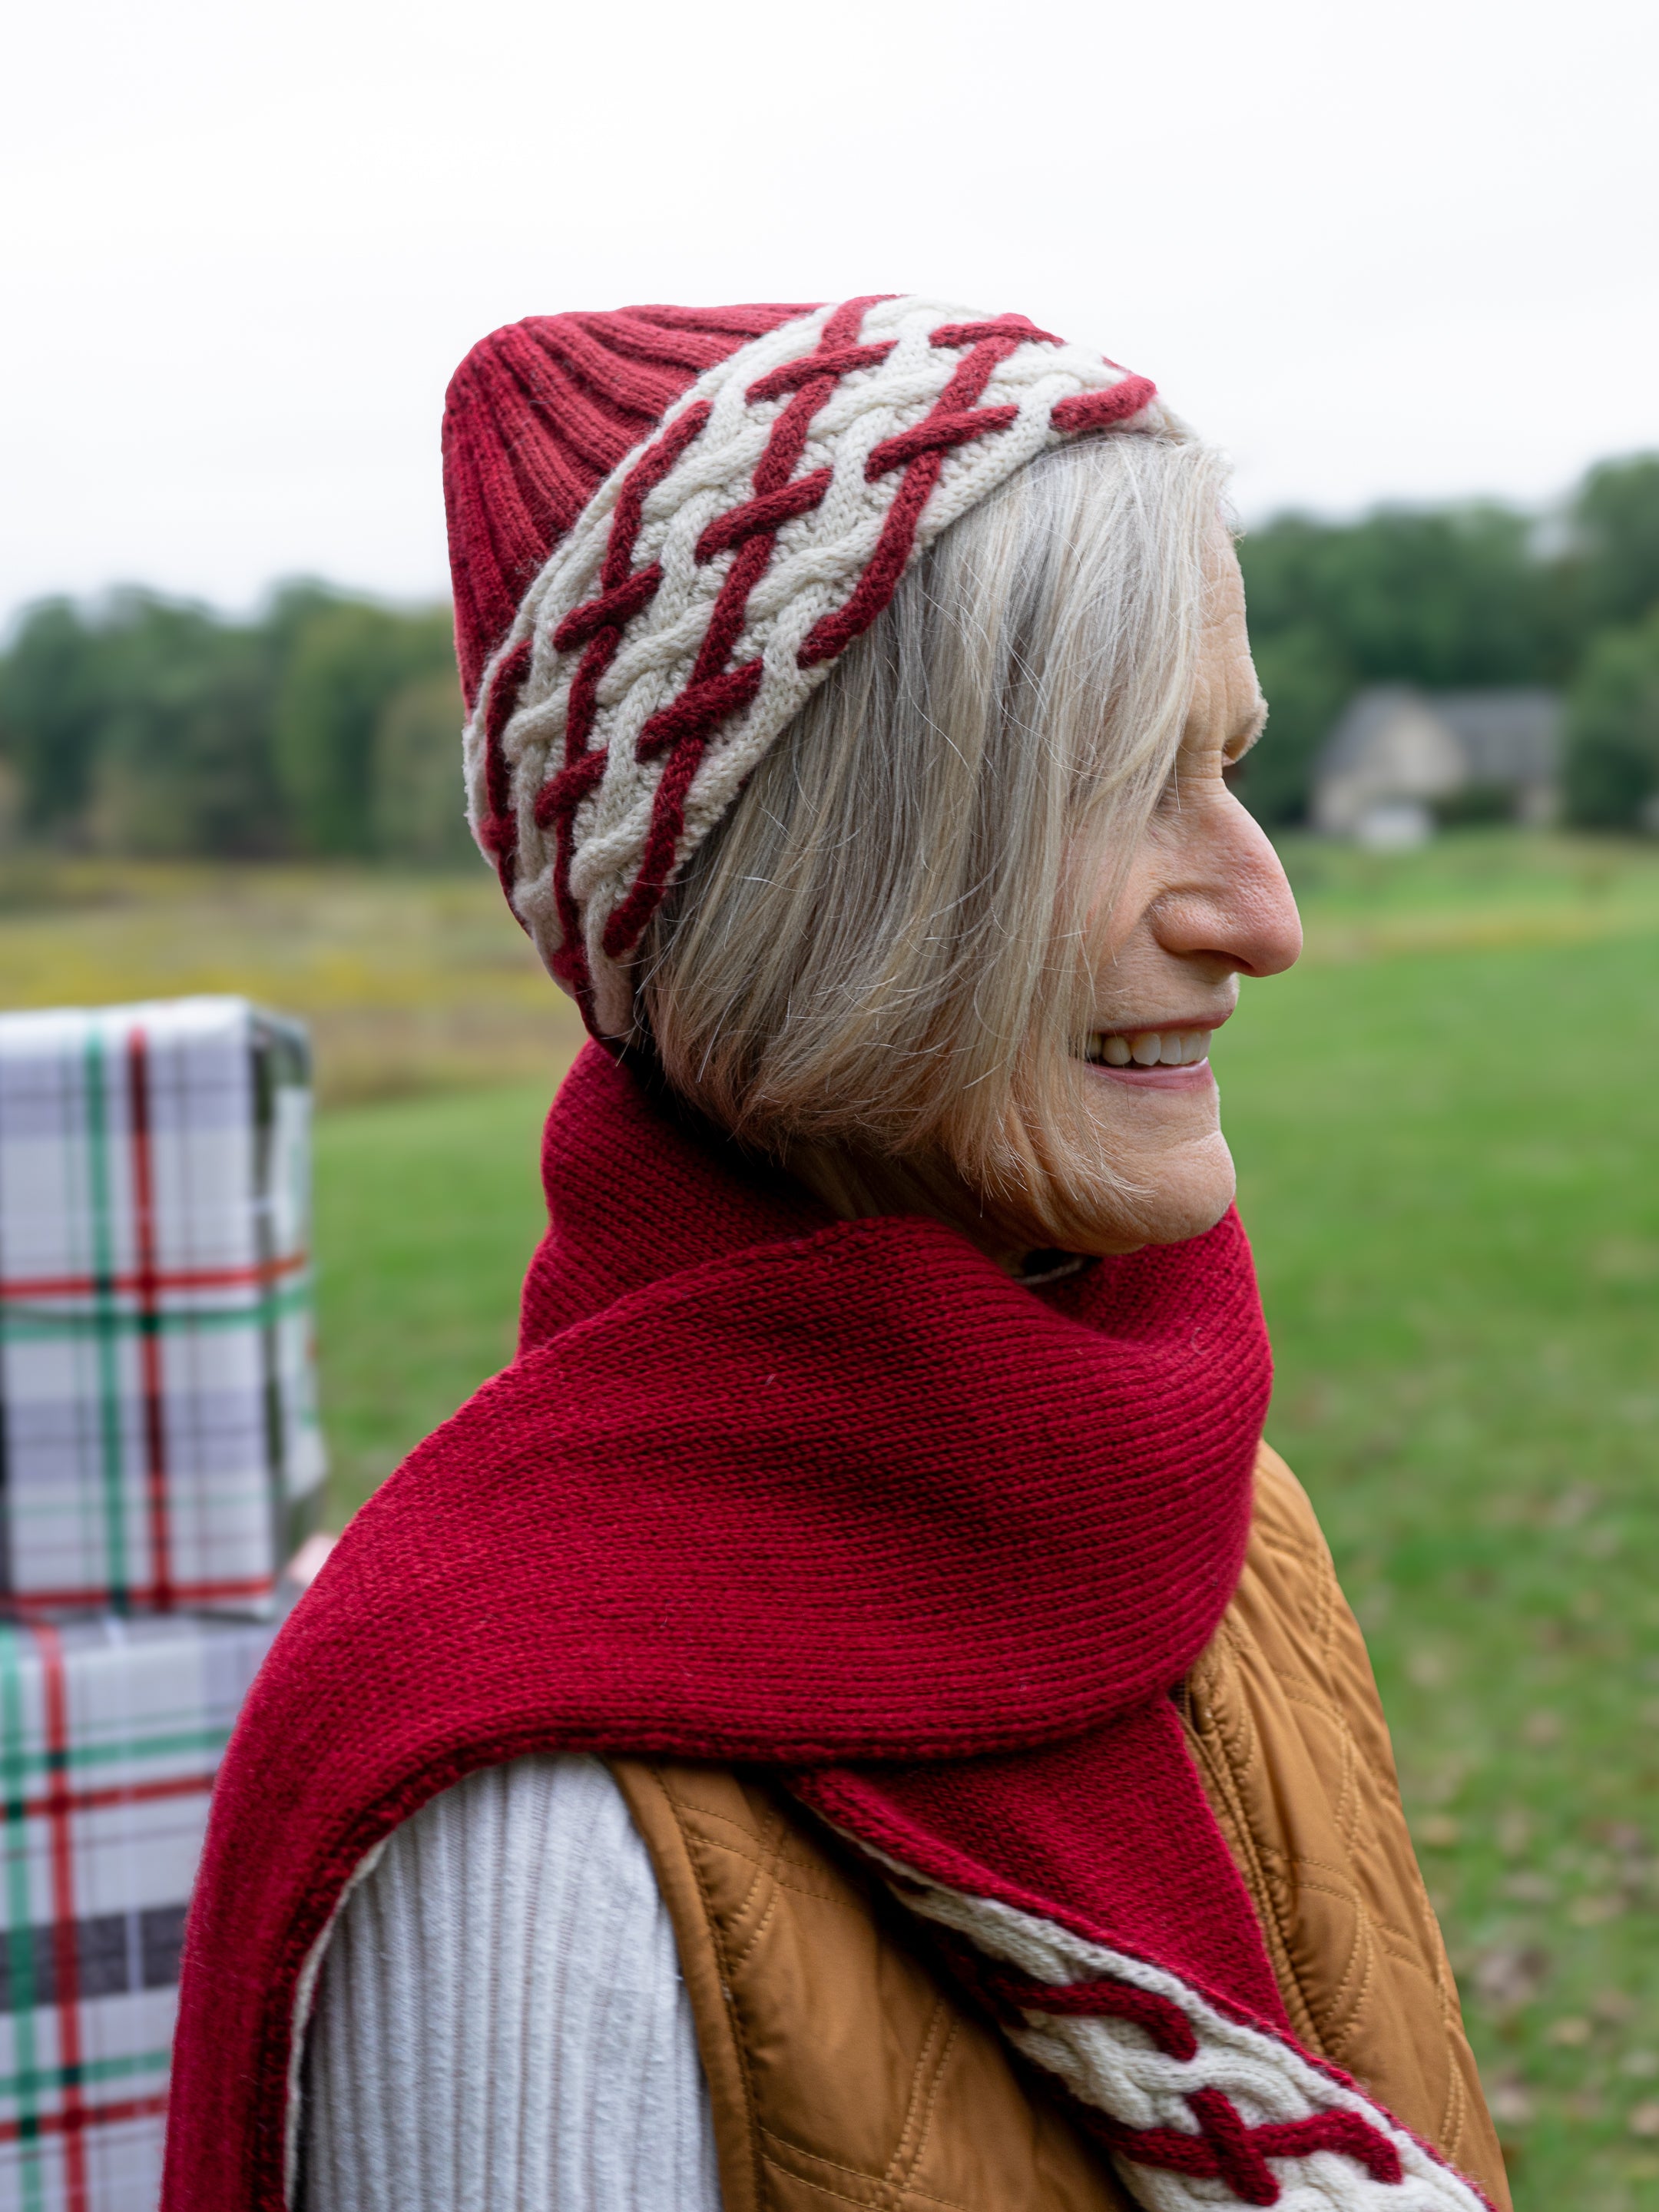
[164,1042,1287,2207]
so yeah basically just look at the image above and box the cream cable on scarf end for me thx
[830,1825,1494,2212]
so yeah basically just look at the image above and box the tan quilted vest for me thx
[610,1444,1510,2212]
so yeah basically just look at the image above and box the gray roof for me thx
[1429,690,1561,783]
[1316,685,1561,786]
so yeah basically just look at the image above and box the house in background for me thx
[1311,687,1562,845]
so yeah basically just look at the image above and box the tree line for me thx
[1237,452,1659,827]
[0,583,469,863]
[2,451,1657,859]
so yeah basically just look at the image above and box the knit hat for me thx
[442,295,1164,1036]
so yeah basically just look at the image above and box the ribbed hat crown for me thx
[442,303,817,705]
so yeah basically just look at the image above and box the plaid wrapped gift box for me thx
[0,999,324,1616]
[0,1613,274,2212]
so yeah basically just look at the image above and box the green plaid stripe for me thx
[0,1730,231,1783]
[81,1032,128,1610]
[2,1624,45,2210]
[0,1282,311,1344]
[0,2048,171,2104]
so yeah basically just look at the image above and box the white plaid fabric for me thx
[0,999,325,1615]
[0,1613,274,2210]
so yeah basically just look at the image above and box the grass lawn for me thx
[1221,840,1659,2210]
[191,832,1659,2209]
[314,1082,555,1511]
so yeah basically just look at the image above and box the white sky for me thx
[5,0,1656,624]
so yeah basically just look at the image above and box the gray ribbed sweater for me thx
[301,1755,722,2210]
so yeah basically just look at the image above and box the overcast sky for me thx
[4,0,1655,625]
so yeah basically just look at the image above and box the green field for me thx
[1223,839,1659,2210]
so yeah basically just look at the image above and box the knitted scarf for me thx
[162,1046,1486,2211]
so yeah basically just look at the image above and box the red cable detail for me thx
[482,638,531,817]
[478,637,534,884]
[553,565,662,652]
[1187,2088,1282,2204]
[1080,2104,1276,2199]
[695,470,833,563]
[796,452,941,670]
[864,406,1019,480]
[601,403,712,591]
[532,745,606,833]
[687,534,773,694]
[746,340,894,402]
[981,1963,1197,2061]
[929,314,1064,349]
[1252,2110,1403,2186]
[1049,377,1158,435]
[635,661,766,760]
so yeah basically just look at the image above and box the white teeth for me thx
[1089,1028,1212,1068]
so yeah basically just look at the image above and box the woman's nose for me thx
[1152,795,1303,980]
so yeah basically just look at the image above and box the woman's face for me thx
[1072,541,1302,1252]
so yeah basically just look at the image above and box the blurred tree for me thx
[0,593,283,854]
[1569,454,1659,630]
[1233,625,1351,826]
[273,601,454,856]
[1562,611,1659,829]
[86,594,285,856]
[0,600,108,834]
[370,669,473,865]
[1240,505,1548,691]
[0,584,459,859]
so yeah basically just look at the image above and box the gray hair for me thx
[637,429,1234,1249]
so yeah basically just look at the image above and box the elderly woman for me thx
[166,298,1508,2212]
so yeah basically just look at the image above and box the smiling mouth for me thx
[1084,1028,1212,1069]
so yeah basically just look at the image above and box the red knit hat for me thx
[442,296,1164,1035]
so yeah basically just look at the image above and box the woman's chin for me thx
[1137,1168,1238,1247]
[1068,1131,1238,1255]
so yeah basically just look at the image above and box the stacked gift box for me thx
[0,997,324,2210]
